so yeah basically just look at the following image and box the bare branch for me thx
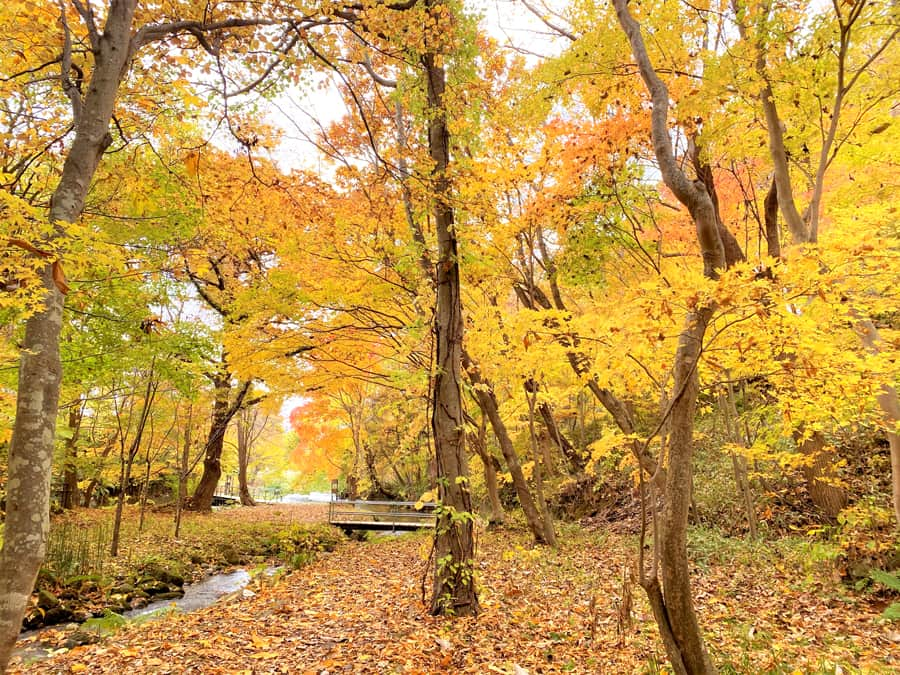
[58,1,83,125]
[519,0,578,42]
[70,0,100,52]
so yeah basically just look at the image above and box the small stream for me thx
[14,568,259,664]
[124,568,251,618]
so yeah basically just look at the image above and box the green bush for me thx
[268,524,344,569]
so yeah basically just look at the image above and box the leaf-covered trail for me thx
[12,516,898,674]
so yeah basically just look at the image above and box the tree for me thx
[613,0,727,671]
[421,0,479,614]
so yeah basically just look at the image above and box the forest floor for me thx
[10,504,899,674]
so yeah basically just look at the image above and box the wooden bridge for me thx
[327,498,437,533]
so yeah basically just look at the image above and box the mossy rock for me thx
[108,592,129,606]
[219,545,242,566]
[36,569,60,589]
[42,606,75,626]
[64,630,103,648]
[37,589,60,610]
[140,562,186,587]
[139,580,171,595]
[153,590,184,601]
[64,574,104,587]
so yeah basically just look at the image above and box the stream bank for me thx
[20,504,341,631]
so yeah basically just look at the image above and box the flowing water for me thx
[14,568,258,664]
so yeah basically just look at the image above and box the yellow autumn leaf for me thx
[185,151,200,177]
[251,651,280,659]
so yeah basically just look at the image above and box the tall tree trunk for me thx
[422,17,478,615]
[189,377,250,511]
[0,2,138,668]
[464,350,555,545]
[656,308,717,675]
[614,1,727,670]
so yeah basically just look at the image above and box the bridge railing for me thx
[327,498,437,531]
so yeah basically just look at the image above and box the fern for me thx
[869,569,900,622]
[869,569,900,593]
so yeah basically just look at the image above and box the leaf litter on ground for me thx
[10,505,898,674]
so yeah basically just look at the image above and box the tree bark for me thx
[660,308,717,674]
[526,384,557,547]
[0,2,138,669]
[795,429,848,518]
[730,1,809,243]
[175,405,194,539]
[422,18,478,615]
[531,385,584,474]
[879,386,900,529]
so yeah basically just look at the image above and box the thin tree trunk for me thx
[467,412,505,525]
[763,178,781,259]
[82,432,117,508]
[236,407,261,506]
[62,402,85,510]
[422,18,478,615]
[0,3,138,667]
[719,387,758,538]
[175,405,193,539]
[528,380,584,473]
[526,384,557,547]
[513,258,662,482]
[111,373,158,557]
[138,441,154,531]
[464,350,554,545]
[237,442,257,507]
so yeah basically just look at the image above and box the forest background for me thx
[0,0,898,672]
